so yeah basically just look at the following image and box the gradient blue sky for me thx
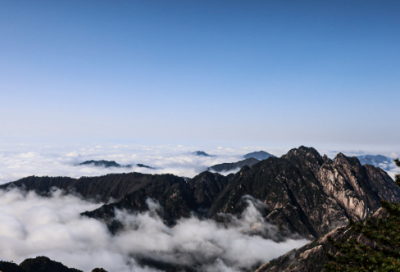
[1,1,399,148]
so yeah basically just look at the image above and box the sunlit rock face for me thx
[0,146,398,272]
[2,146,397,241]
[255,207,390,272]
[208,146,398,239]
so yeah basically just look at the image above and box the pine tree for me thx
[325,158,400,272]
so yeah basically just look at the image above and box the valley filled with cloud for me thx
[0,188,308,272]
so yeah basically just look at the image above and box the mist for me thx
[0,188,308,272]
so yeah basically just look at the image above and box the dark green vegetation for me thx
[324,158,400,272]
[0,256,82,272]
[244,151,276,160]
[207,157,260,172]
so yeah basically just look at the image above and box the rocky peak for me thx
[333,152,361,168]
[322,154,332,164]
[282,146,324,177]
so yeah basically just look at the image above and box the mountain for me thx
[77,160,154,169]
[244,151,275,160]
[206,147,399,239]
[3,146,397,242]
[255,207,390,272]
[357,154,394,171]
[192,151,212,157]
[0,256,83,272]
[1,146,398,271]
[136,163,154,169]
[207,157,260,172]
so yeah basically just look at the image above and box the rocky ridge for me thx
[254,207,390,272]
[1,146,398,271]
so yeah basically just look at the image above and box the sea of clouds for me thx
[0,142,398,271]
[0,142,398,185]
[0,188,309,271]
[0,143,283,185]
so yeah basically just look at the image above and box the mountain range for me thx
[0,146,398,271]
[0,256,105,272]
[208,151,276,173]
[357,154,394,171]
[77,160,154,169]
[244,151,276,160]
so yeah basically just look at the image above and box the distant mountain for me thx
[244,151,275,160]
[77,160,154,169]
[192,151,212,157]
[4,146,398,241]
[2,146,399,271]
[78,160,122,168]
[357,154,394,171]
[207,157,260,172]
[136,163,154,169]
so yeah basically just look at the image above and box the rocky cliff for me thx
[1,146,397,241]
[254,207,390,272]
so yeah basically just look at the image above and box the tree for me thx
[325,158,400,272]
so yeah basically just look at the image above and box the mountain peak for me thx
[243,151,275,160]
[192,151,212,157]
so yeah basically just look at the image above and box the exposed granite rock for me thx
[2,146,397,241]
[254,208,389,272]
[207,146,398,239]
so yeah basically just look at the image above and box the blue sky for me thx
[1,0,399,148]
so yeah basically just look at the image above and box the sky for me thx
[1,0,399,149]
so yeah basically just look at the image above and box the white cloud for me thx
[0,189,308,272]
[0,143,398,185]
[0,144,248,184]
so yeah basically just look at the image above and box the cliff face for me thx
[1,146,397,240]
[207,147,398,239]
[254,208,390,272]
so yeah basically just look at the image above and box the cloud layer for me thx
[0,143,397,185]
[0,188,308,272]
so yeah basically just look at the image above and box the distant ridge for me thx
[243,151,275,160]
[357,154,393,171]
[192,151,212,157]
[208,157,259,172]
[78,160,122,168]
[77,160,154,169]
[3,146,399,272]
[6,146,398,240]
